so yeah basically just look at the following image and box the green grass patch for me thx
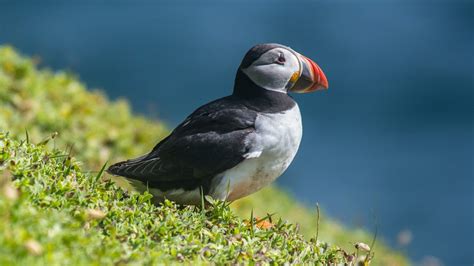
[1,133,355,264]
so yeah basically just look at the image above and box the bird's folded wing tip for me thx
[106,162,124,175]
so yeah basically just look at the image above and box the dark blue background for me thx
[1,0,472,264]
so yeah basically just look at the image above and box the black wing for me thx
[107,96,258,192]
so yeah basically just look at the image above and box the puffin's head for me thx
[236,43,328,94]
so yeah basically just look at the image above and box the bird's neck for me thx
[232,69,296,113]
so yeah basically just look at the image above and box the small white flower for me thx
[354,242,371,252]
[86,209,106,220]
[25,239,43,256]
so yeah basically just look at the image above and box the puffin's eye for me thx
[275,53,286,65]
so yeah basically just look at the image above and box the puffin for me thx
[107,43,328,205]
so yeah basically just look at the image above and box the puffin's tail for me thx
[106,153,148,176]
[107,154,150,192]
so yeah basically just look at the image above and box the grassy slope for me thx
[0,46,407,265]
[1,133,351,265]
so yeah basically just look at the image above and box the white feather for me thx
[243,150,262,159]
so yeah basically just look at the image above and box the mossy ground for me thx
[0,46,408,265]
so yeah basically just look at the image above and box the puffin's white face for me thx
[242,48,301,93]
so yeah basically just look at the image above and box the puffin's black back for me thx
[106,95,258,193]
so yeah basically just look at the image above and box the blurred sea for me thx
[1,0,472,264]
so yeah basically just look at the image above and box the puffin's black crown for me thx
[239,43,288,69]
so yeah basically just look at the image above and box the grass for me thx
[0,132,352,264]
[0,46,408,265]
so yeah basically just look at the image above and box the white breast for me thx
[210,104,303,201]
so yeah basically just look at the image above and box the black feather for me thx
[107,96,259,193]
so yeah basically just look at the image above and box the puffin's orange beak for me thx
[290,54,329,93]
